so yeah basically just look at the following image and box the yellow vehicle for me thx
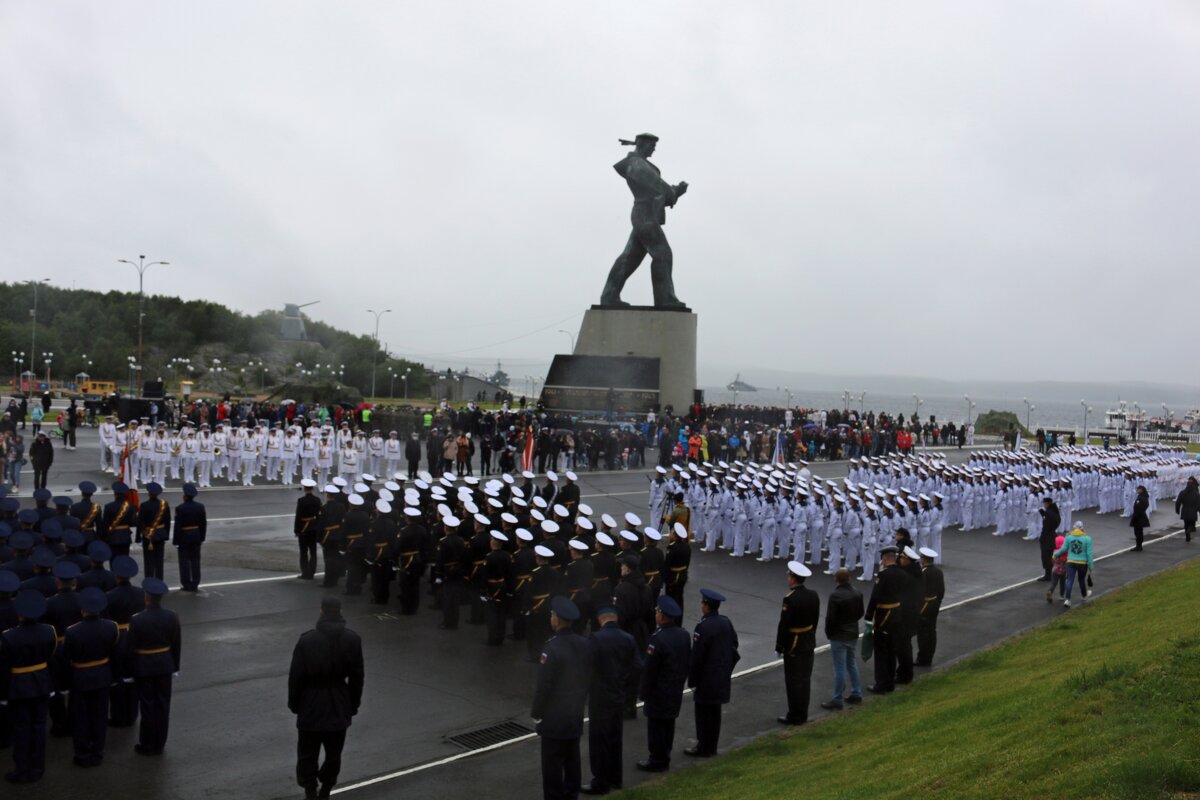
[79,380,117,399]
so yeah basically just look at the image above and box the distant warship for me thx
[726,373,758,392]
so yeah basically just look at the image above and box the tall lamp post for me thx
[784,386,793,408]
[42,352,53,384]
[12,351,25,389]
[1081,400,1092,443]
[1022,397,1036,432]
[558,330,576,353]
[402,367,412,400]
[25,278,50,401]
[367,309,391,398]
[859,391,867,416]
[118,256,169,373]
[913,394,923,422]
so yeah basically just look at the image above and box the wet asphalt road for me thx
[5,429,1196,800]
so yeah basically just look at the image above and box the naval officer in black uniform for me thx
[686,588,739,756]
[776,561,820,725]
[63,586,119,767]
[531,596,592,800]
[128,577,181,755]
[136,482,171,581]
[637,594,691,773]
[172,483,207,592]
[1,589,57,783]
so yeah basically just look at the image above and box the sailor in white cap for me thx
[696,477,718,553]
[915,547,944,667]
[340,493,370,596]
[435,513,468,630]
[295,479,323,580]
[393,506,429,614]
[649,466,670,529]
[928,493,945,563]
[895,546,923,684]
[525,544,562,660]
[484,531,513,645]
[664,522,691,609]
[729,482,750,558]
[807,489,827,566]
[565,538,594,631]
[777,561,819,725]
[858,502,881,582]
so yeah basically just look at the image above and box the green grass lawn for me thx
[622,560,1200,800]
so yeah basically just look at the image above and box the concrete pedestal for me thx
[573,306,697,413]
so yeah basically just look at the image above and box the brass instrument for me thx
[214,446,222,456]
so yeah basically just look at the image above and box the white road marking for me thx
[331,525,1189,794]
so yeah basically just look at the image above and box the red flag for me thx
[522,428,536,472]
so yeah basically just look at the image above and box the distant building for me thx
[430,370,505,404]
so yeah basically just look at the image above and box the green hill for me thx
[0,282,426,398]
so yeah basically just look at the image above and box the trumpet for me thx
[214,446,222,456]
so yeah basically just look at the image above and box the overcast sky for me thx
[3,2,1197,387]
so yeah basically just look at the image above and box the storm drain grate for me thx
[447,720,533,751]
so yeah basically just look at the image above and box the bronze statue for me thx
[600,133,689,309]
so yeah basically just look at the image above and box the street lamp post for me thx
[963,394,971,425]
[25,279,50,401]
[402,368,412,400]
[913,394,923,422]
[859,392,866,416]
[118,256,169,373]
[558,330,576,353]
[11,351,25,390]
[367,309,392,398]
[42,352,53,384]
[1022,397,1035,432]
[1081,400,1092,442]
[843,389,850,413]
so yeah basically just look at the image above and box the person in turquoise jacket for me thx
[1053,522,1094,608]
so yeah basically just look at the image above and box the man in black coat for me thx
[821,567,864,710]
[289,597,364,800]
[636,595,691,773]
[28,432,53,491]
[1130,485,1150,551]
[777,561,820,723]
[685,588,739,756]
[404,433,422,480]
[581,606,641,796]
[531,597,592,800]
[1038,497,1062,580]
[1176,476,1199,542]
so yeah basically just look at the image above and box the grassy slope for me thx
[622,561,1200,800]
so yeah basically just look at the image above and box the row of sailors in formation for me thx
[639,444,1200,578]
[97,418,414,488]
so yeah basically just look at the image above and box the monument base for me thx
[542,307,697,414]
